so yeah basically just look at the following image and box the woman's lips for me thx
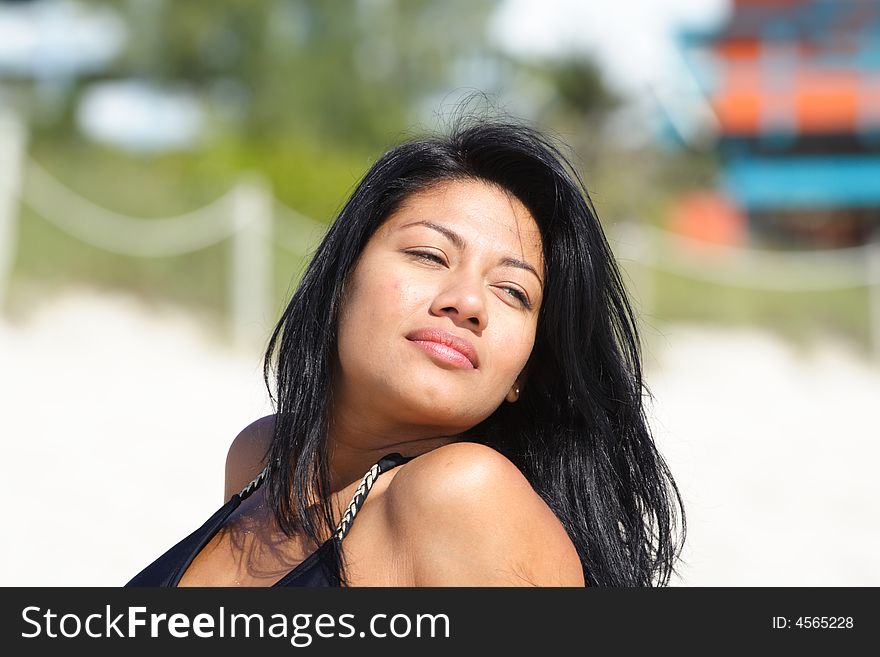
[408,339,476,369]
[405,328,479,369]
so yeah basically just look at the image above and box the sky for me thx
[0,0,125,78]
[490,0,730,96]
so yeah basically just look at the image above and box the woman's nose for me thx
[429,276,488,330]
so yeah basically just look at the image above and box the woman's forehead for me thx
[381,179,544,259]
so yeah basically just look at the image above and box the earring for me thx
[507,384,520,403]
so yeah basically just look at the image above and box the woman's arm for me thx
[223,414,275,499]
[384,442,586,587]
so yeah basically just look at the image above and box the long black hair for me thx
[262,112,686,587]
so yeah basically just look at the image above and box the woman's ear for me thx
[506,353,535,403]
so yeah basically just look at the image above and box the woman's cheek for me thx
[391,276,429,317]
[499,327,537,376]
[360,267,409,318]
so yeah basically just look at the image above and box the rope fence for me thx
[22,158,241,257]
[2,110,879,355]
[612,222,880,290]
[612,222,880,357]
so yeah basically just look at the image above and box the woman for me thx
[127,116,685,587]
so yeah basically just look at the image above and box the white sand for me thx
[0,287,274,586]
[1,287,877,585]
[647,326,880,586]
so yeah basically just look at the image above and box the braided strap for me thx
[334,462,382,541]
[238,464,270,501]
[237,457,398,540]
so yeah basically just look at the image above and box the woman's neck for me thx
[324,419,460,494]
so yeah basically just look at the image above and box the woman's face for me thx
[333,177,544,438]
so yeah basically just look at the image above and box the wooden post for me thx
[229,174,273,351]
[615,220,655,336]
[0,110,27,315]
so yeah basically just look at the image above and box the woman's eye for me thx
[407,250,446,265]
[502,287,531,308]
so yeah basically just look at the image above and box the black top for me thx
[125,452,413,587]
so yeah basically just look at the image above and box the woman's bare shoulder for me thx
[224,414,276,499]
[388,442,529,505]
[384,442,585,586]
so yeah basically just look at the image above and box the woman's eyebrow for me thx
[400,220,465,250]
[399,220,543,285]
[500,256,543,287]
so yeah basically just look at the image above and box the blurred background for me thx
[1,0,878,586]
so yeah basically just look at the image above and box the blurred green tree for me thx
[105,0,498,150]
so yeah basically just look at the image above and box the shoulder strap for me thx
[237,464,270,502]
[333,452,412,542]
[236,453,413,540]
